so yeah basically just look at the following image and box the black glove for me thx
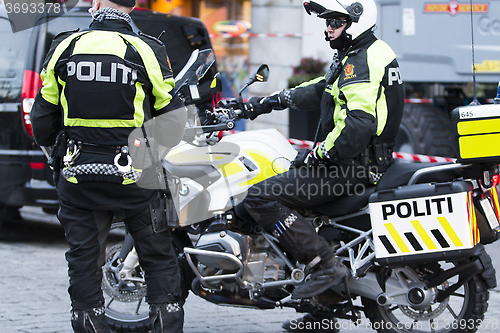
[244,93,283,120]
[306,148,323,168]
[218,98,241,110]
[290,148,322,168]
[218,98,257,120]
[290,149,311,168]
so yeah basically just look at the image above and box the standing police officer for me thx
[240,0,404,331]
[31,0,187,332]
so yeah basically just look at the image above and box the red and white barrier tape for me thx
[402,98,495,104]
[404,98,433,104]
[221,130,455,163]
[209,32,313,39]
[393,151,456,163]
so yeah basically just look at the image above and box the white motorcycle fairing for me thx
[164,128,297,227]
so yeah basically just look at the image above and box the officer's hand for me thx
[306,148,322,168]
[290,149,311,168]
[291,148,323,169]
[218,98,241,110]
[216,98,252,120]
[244,93,283,120]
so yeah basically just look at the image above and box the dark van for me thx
[0,4,215,224]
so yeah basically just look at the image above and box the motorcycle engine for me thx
[194,231,286,287]
[195,230,247,270]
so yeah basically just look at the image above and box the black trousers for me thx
[57,180,181,310]
[242,162,370,266]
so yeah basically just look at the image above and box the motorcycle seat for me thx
[310,162,461,218]
[310,186,377,217]
[375,162,461,191]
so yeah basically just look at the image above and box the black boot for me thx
[71,306,110,333]
[292,257,349,299]
[282,314,340,333]
[150,302,184,333]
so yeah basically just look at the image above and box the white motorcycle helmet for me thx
[303,0,377,41]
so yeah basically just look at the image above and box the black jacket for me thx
[31,18,185,148]
[284,32,404,165]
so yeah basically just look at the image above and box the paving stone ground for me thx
[1,207,499,333]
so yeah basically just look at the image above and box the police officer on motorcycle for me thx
[31,0,187,332]
[240,0,404,331]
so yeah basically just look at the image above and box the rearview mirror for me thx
[254,64,269,82]
[239,64,270,96]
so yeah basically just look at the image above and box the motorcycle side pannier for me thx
[369,181,481,267]
[451,104,500,163]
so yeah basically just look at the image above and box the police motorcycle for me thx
[103,48,500,333]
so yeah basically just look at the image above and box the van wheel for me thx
[0,205,21,228]
[395,104,458,158]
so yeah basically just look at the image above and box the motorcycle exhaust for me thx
[191,278,276,309]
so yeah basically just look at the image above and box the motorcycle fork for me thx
[118,233,134,261]
[118,233,142,282]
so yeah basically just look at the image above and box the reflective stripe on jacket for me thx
[32,19,183,147]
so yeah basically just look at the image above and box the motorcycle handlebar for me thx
[185,99,247,136]
[186,107,239,134]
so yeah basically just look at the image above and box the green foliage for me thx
[287,57,327,88]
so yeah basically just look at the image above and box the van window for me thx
[0,17,31,103]
[46,15,91,40]
[43,15,92,60]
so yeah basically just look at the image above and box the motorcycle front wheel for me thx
[362,261,489,333]
[103,222,190,333]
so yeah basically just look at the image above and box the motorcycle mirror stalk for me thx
[230,64,270,115]
[238,64,270,96]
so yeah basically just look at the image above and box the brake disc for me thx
[101,244,147,302]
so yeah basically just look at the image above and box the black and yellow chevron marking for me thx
[431,229,450,248]
[379,217,467,255]
[404,232,423,251]
[378,235,397,254]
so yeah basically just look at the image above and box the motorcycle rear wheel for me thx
[103,222,190,333]
[362,263,489,333]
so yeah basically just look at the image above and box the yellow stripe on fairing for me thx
[218,162,244,177]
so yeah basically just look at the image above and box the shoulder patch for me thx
[138,31,164,46]
[338,50,369,88]
[53,28,80,41]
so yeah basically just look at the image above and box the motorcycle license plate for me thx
[369,192,479,260]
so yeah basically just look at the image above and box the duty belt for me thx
[64,140,131,171]
[62,140,139,184]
